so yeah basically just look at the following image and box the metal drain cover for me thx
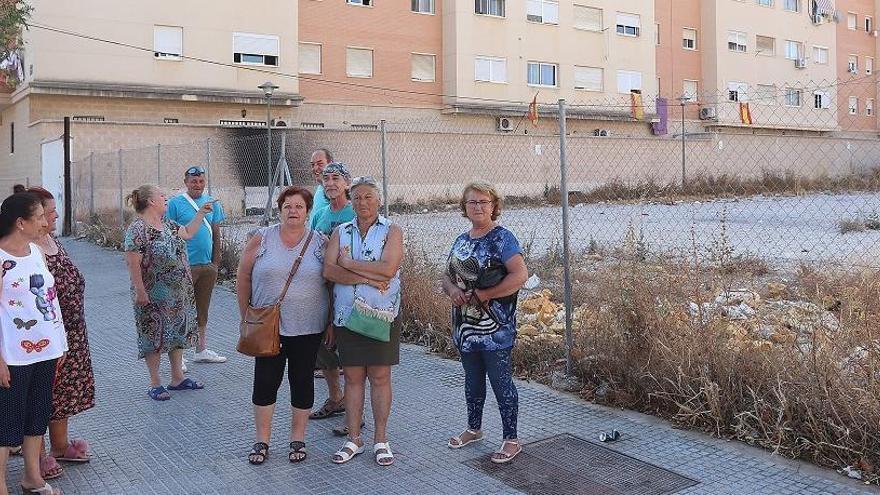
[464,433,698,495]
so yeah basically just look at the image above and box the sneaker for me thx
[192,349,228,363]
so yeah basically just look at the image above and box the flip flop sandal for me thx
[288,441,307,463]
[332,440,364,464]
[55,439,91,463]
[9,445,22,456]
[39,455,63,480]
[332,421,366,437]
[490,441,522,464]
[373,442,394,467]
[448,429,483,449]
[310,398,344,419]
[248,442,269,465]
[20,482,61,494]
[147,386,170,401]
[167,378,204,391]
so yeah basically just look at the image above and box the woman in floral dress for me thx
[123,184,213,401]
[27,187,95,478]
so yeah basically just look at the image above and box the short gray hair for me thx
[311,148,333,162]
[350,176,382,202]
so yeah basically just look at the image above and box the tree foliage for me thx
[0,0,32,88]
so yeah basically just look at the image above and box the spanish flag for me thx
[739,102,753,125]
[630,90,644,121]
[527,95,538,127]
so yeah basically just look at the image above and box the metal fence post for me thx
[117,149,125,234]
[157,144,162,185]
[557,99,574,376]
[206,138,213,197]
[88,152,95,219]
[380,120,388,217]
[680,98,687,190]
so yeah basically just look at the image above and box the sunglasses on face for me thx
[185,166,206,176]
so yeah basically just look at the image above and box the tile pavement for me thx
[6,239,879,494]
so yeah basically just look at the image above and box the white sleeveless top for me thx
[0,243,68,365]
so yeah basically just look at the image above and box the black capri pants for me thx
[0,358,57,447]
[252,333,323,408]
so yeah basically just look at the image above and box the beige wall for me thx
[443,0,656,109]
[701,0,838,129]
[25,0,299,95]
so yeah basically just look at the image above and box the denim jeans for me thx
[460,347,518,440]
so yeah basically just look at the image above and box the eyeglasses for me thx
[465,200,493,207]
[185,166,206,176]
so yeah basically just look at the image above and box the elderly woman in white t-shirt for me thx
[0,192,68,495]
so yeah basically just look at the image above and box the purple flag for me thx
[652,97,668,136]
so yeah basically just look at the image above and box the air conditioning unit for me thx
[271,118,289,127]
[795,58,807,69]
[593,129,611,137]
[849,66,859,75]
[699,106,717,120]
[497,117,514,132]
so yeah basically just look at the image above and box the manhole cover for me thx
[464,433,698,495]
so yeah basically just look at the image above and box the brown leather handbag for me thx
[237,231,314,357]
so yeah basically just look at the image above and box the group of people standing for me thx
[1,144,530,492]
[0,186,95,495]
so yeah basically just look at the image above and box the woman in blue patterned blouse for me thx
[442,181,528,464]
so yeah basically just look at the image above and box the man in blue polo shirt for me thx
[166,166,227,364]
[308,148,332,225]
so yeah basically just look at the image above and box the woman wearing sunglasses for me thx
[442,181,528,464]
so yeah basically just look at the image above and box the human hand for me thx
[338,246,353,268]
[0,362,10,388]
[366,279,390,293]
[323,325,335,348]
[135,289,150,306]
[448,286,469,307]
[198,201,216,216]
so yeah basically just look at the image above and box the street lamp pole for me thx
[258,81,279,226]
[677,94,690,191]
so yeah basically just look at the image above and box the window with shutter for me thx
[346,47,373,78]
[233,33,279,66]
[475,56,506,83]
[298,43,321,74]
[682,28,697,50]
[154,26,183,60]
[411,53,436,82]
[616,70,642,94]
[573,5,602,31]
[412,0,434,13]
[574,66,602,91]
[527,0,559,24]
[683,80,698,100]
[755,84,777,105]
[615,12,640,36]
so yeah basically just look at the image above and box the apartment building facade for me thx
[655,0,703,119]
[836,0,879,132]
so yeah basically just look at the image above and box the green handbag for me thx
[345,300,392,342]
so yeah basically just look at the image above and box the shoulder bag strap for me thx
[182,193,213,236]
[277,230,314,304]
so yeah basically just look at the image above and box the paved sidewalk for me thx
[6,239,878,494]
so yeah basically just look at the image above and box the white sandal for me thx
[490,440,522,464]
[20,482,61,494]
[448,429,484,449]
[373,442,394,466]
[332,440,364,464]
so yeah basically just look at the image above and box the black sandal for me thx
[288,441,306,463]
[248,442,269,465]
[332,421,367,437]
[310,398,345,420]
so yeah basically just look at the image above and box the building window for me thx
[683,79,698,100]
[755,84,777,105]
[784,88,802,107]
[616,70,642,94]
[727,81,748,102]
[849,96,859,114]
[682,28,697,50]
[163,118,179,124]
[783,0,799,12]
[757,0,773,7]
[411,53,436,82]
[784,40,803,60]
[868,98,874,116]
[728,31,747,52]
[9,122,13,154]
[867,16,873,32]
[298,43,321,74]
[573,4,602,31]
[475,56,507,82]
[848,55,859,73]
[615,13,641,37]
[574,66,603,91]
[475,0,505,17]
[346,47,373,78]
[347,0,372,5]
[527,0,559,24]
[656,23,661,45]
[153,25,183,60]
[233,33,279,66]
[813,90,830,109]
[848,12,857,30]
[411,0,434,13]
[756,35,775,56]
[812,46,829,64]
[867,57,874,75]
[527,61,558,87]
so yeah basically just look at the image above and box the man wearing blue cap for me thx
[166,166,227,365]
